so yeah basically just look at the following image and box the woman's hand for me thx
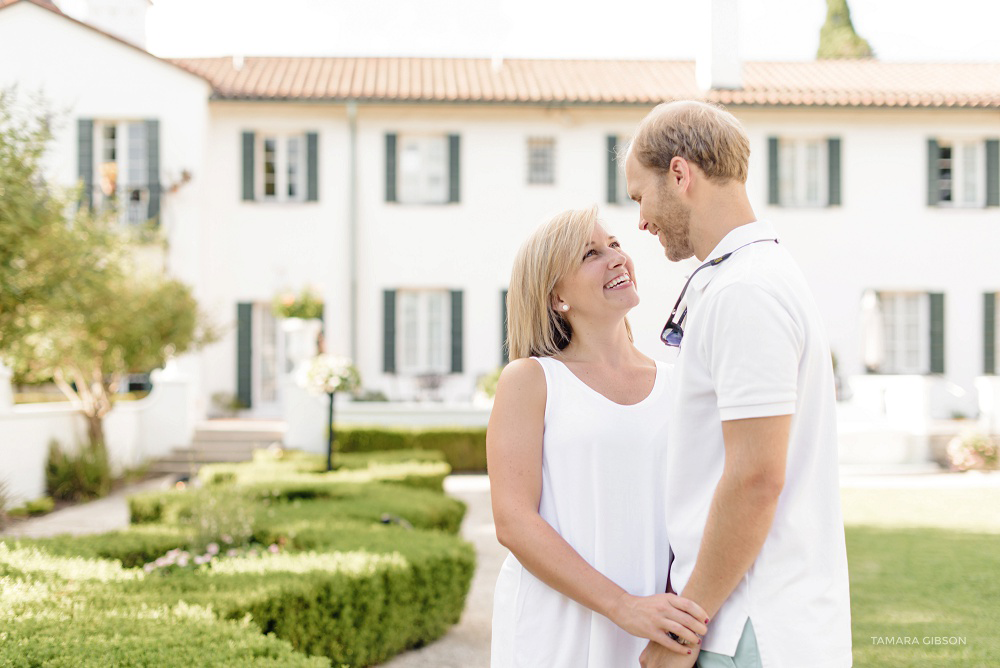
[607,592,709,655]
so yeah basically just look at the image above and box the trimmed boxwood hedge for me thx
[338,427,487,472]
[2,449,475,667]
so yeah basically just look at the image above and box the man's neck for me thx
[689,188,757,261]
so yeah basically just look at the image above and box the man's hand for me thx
[608,592,707,653]
[639,639,699,668]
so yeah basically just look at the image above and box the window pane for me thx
[102,125,117,162]
[263,138,277,197]
[287,136,300,199]
[527,137,555,185]
[805,142,820,204]
[127,122,148,186]
[938,144,953,203]
[962,142,979,206]
[399,136,448,203]
[426,292,448,372]
[400,293,419,371]
[778,140,797,206]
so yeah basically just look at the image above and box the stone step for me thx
[185,441,273,454]
[191,430,284,443]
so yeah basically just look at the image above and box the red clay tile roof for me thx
[0,0,61,11]
[172,56,1000,109]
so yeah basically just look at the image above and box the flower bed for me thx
[2,450,475,667]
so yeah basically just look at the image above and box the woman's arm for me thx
[487,359,707,652]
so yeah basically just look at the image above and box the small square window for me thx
[527,137,556,185]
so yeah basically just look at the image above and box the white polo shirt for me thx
[665,221,852,667]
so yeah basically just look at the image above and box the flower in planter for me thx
[301,354,361,396]
[946,431,1000,472]
[272,287,324,320]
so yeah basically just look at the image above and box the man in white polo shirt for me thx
[625,100,852,668]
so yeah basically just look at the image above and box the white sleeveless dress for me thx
[491,356,672,668]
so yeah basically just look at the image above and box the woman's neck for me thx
[558,319,639,367]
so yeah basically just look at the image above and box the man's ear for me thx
[669,155,691,188]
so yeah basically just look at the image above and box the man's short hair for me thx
[631,101,750,184]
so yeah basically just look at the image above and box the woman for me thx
[488,206,707,667]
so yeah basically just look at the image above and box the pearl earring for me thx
[561,304,569,312]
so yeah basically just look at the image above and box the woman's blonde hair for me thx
[506,206,632,360]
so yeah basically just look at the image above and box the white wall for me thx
[199,100,1000,417]
[0,365,194,506]
[0,0,213,416]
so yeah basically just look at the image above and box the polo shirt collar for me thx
[689,220,779,292]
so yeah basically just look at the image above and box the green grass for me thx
[842,484,1000,666]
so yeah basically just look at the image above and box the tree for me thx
[0,91,215,447]
[817,0,874,60]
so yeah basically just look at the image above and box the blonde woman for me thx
[489,207,708,667]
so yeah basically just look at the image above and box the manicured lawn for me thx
[842,482,1000,666]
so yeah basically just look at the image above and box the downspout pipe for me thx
[347,100,359,362]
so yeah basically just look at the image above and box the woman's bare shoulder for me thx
[497,357,545,394]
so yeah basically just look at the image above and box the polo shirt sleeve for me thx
[702,282,803,421]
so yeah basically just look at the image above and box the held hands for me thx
[639,640,700,668]
[608,592,709,656]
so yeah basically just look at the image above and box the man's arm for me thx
[679,414,790,617]
[640,414,790,667]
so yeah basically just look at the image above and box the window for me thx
[879,292,930,374]
[258,134,306,202]
[397,290,452,374]
[385,133,459,204]
[527,137,556,185]
[241,131,317,203]
[94,120,151,225]
[931,140,983,207]
[399,135,449,204]
[606,135,635,206]
[777,138,828,207]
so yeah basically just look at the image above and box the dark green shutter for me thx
[501,289,509,365]
[767,136,779,205]
[929,292,945,374]
[385,133,397,202]
[306,131,319,202]
[448,134,461,203]
[927,139,939,207]
[827,137,841,206]
[607,135,619,204]
[383,290,396,373]
[985,293,996,375]
[986,139,999,207]
[450,290,463,373]
[236,303,253,409]
[78,118,94,211]
[242,131,255,201]
[146,119,160,223]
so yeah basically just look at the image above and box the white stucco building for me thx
[2,0,999,430]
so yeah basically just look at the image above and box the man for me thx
[625,101,852,667]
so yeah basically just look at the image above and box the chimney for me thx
[696,0,742,91]
[68,0,150,50]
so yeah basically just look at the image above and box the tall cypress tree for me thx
[817,0,874,59]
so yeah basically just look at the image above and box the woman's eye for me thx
[610,242,621,249]
[583,249,598,259]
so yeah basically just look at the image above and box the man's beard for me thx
[657,190,694,262]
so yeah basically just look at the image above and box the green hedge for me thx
[2,451,475,667]
[338,427,487,472]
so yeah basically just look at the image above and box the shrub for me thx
[19,525,195,568]
[947,431,1000,471]
[9,496,55,517]
[45,439,112,502]
[6,450,475,667]
[337,426,487,472]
